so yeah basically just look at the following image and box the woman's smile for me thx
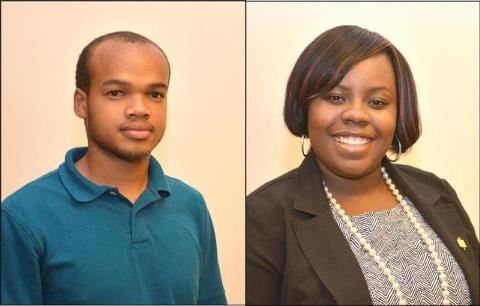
[331,134,374,158]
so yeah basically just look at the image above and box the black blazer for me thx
[246,152,479,305]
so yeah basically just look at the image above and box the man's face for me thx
[75,39,169,163]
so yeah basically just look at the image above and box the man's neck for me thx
[74,146,150,204]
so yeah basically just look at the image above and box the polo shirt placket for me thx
[127,188,163,250]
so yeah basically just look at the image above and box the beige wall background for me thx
[1,2,244,303]
[247,2,479,238]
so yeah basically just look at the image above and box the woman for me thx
[246,25,479,305]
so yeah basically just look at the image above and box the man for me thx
[1,31,227,305]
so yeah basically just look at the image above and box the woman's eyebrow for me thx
[332,84,352,92]
[367,86,395,96]
[334,84,394,96]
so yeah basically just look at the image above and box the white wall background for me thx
[1,2,245,303]
[247,2,479,238]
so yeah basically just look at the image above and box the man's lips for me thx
[119,123,154,140]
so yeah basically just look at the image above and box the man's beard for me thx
[85,111,155,163]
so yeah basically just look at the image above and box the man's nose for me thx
[126,94,150,119]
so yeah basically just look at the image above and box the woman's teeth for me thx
[334,136,371,145]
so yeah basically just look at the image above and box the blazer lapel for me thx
[291,153,372,305]
[385,160,480,305]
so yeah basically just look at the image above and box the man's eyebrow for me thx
[101,79,131,87]
[101,79,168,89]
[148,82,168,89]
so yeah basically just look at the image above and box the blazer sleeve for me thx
[441,179,479,255]
[246,195,285,305]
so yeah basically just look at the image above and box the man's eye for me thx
[149,92,165,100]
[107,90,125,98]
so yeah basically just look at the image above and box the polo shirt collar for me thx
[147,153,171,198]
[59,147,171,203]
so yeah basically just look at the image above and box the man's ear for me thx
[74,88,88,119]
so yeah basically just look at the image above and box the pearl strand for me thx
[322,167,451,305]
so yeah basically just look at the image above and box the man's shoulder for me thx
[2,169,64,223]
[164,175,201,196]
[2,169,62,209]
[163,175,206,207]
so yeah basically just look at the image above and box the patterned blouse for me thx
[331,198,472,305]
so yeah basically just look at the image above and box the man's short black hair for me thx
[75,31,170,93]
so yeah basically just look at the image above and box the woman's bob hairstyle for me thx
[283,25,421,155]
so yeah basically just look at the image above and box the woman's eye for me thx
[327,95,345,103]
[368,99,387,108]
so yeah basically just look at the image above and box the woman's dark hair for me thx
[75,31,170,94]
[283,25,421,154]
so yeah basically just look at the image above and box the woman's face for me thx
[307,53,397,179]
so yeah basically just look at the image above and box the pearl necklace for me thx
[322,167,450,305]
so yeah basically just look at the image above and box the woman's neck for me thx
[315,158,397,215]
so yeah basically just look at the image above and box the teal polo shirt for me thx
[1,147,227,305]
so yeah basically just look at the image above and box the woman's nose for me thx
[340,99,370,126]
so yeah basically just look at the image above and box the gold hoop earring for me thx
[388,135,402,162]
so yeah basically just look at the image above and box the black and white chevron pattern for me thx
[331,198,472,305]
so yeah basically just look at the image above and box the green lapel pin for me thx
[456,237,467,251]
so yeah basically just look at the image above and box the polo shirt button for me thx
[109,191,117,196]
